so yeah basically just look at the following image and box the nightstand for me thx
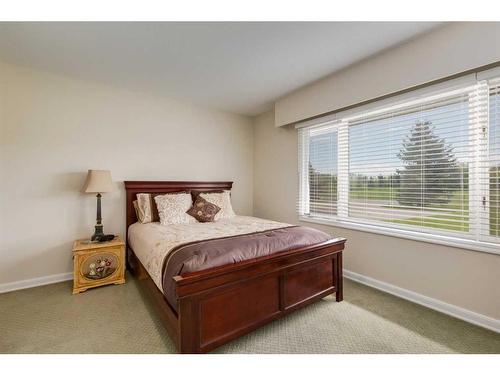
[72,236,125,294]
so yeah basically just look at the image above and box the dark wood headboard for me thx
[124,181,233,244]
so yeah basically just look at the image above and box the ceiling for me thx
[0,22,443,116]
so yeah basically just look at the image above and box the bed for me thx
[125,181,346,353]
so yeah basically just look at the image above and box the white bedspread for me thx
[128,215,291,291]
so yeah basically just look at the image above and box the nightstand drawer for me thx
[72,238,125,294]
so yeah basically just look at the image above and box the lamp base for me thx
[91,224,104,241]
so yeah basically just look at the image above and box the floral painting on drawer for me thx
[81,252,118,280]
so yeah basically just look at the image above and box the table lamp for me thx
[82,170,115,241]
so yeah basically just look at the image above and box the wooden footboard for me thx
[128,238,345,353]
[175,239,345,352]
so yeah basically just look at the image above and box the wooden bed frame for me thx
[125,181,346,353]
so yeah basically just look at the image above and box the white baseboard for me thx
[344,269,500,334]
[0,272,73,294]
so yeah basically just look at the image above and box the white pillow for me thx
[135,193,154,223]
[154,193,196,225]
[198,190,235,220]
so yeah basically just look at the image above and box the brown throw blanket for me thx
[161,226,332,311]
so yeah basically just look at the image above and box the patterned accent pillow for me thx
[191,190,223,201]
[198,190,235,220]
[135,191,191,223]
[135,193,157,223]
[187,196,221,223]
[154,193,197,225]
[133,200,140,220]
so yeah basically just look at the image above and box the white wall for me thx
[254,110,500,320]
[0,62,253,285]
[275,22,500,126]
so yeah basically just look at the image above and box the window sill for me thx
[299,216,500,256]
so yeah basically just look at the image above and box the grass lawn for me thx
[389,213,469,232]
[329,184,500,234]
[349,186,468,206]
[387,190,469,232]
[349,186,397,201]
[349,187,470,232]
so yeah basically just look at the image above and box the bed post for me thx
[335,252,343,302]
[178,296,201,353]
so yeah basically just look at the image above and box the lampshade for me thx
[82,170,115,193]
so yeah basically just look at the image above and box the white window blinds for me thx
[298,76,500,252]
[487,79,500,240]
[298,123,338,217]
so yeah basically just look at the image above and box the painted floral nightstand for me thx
[72,236,125,294]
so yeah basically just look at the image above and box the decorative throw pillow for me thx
[133,200,141,221]
[187,196,221,222]
[135,191,190,223]
[154,192,197,225]
[135,193,159,223]
[191,190,223,201]
[198,190,235,220]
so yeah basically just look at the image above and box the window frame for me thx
[298,80,500,256]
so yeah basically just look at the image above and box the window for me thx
[298,77,500,253]
[299,125,338,217]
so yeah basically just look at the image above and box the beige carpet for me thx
[1,274,499,354]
